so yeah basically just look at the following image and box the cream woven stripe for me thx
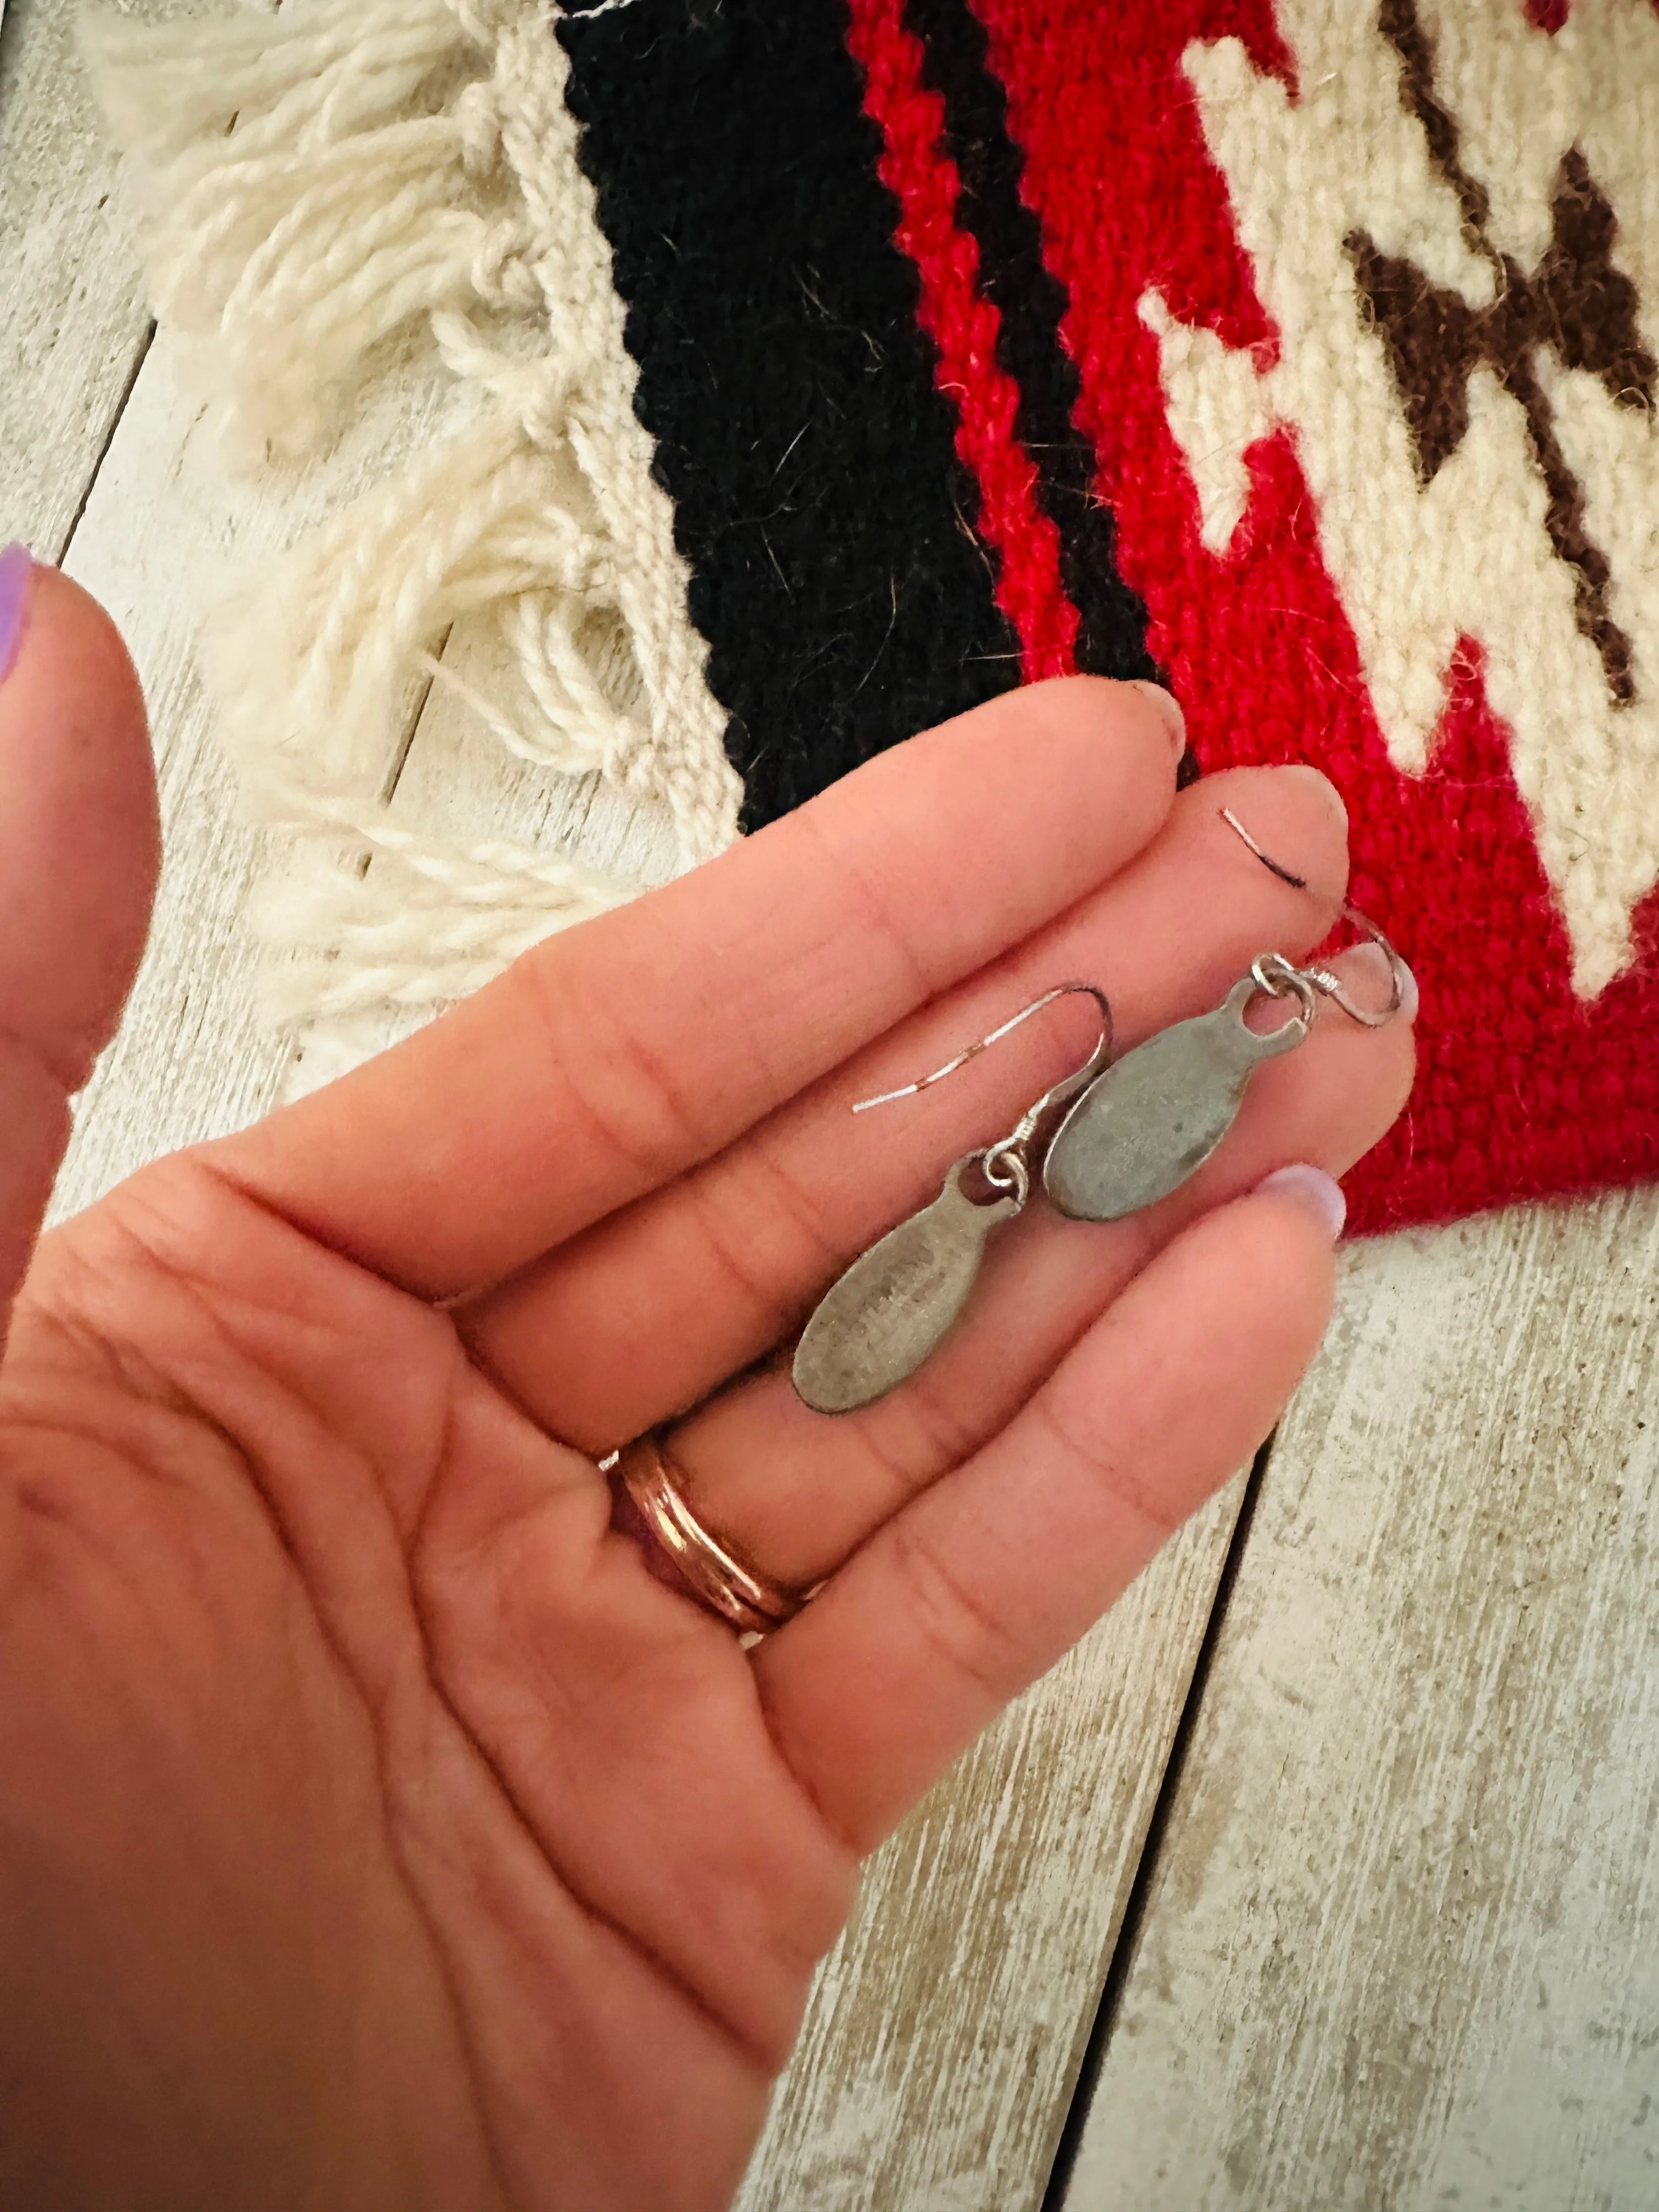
[1142,0,1659,1000]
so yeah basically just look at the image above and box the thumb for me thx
[0,549,157,1348]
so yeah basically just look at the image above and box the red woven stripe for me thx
[845,0,1077,681]
[963,0,1659,1232]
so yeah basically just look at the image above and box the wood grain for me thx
[736,1480,1244,2212]
[0,0,182,562]
[1063,1192,1659,2211]
[15,10,1659,2211]
[0,0,313,1215]
[279,610,687,1100]
[49,329,459,1218]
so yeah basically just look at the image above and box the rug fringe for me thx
[83,0,740,1030]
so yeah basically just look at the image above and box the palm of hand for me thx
[0,573,1411,2210]
[7,1163,838,2211]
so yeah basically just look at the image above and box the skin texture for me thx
[0,568,1414,2211]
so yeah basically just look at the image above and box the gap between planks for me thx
[736,1480,1247,2212]
[1062,1191,1659,2212]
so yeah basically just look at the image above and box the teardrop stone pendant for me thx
[792,1160,1023,1414]
[1043,976,1309,1221]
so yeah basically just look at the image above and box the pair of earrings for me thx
[792,810,1408,1415]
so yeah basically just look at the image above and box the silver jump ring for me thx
[1249,955,1319,1029]
[980,1142,1031,1207]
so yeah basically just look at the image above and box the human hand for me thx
[0,559,1413,2211]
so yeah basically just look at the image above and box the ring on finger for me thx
[616,1429,815,1637]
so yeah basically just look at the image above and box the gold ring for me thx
[616,1430,812,1637]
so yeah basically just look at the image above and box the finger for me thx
[210,677,1183,1295]
[0,555,157,1342]
[460,762,1352,1451]
[647,939,1414,1594]
[750,1171,1344,1853]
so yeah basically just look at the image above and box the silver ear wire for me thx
[794,814,1408,1413]
[1220,806,1409,1029]
[855,983,1114,1235]
[794,984,1115,1414]
[853,981,1113,1114]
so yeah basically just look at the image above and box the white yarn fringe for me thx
[83,0,741,1027]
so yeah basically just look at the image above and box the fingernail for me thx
[1124,679,1186,757]
[1255,1162,1346,1242]
[1346,938,1419,1022]
[0,544,35,685]
[1274,761,1348,831]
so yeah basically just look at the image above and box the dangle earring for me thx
[792,808,1410,1415]
[792,985,1113,1415]
[1046,810,1407,1220]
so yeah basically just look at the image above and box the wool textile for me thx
[91,0,1659,1234]
[562,0,1659,1232]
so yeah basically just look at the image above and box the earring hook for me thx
[853,981,1114,1113]
[854,983,1115,1207]
[1220,806,1409,1029]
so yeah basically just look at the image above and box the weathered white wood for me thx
[736,1479,1243,2212]
[24,12,1659,2211]
[281,614,685,1098]
[1065,1191,1659,2211]
[48,330,460,1217]
[0,0,173,560]
[0,0,337,1216]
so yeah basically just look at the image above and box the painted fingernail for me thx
[1124,679,1186,757]
[0,544,35,685]
[1255,1162,1346,1242]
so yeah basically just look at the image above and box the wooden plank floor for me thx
[6,4,1656,2205]
[1062,1194,1659,2212]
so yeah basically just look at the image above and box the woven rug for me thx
[87,0,1659,1233]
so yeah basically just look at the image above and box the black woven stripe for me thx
[557,0,1019,831]
[904,0,1156,685]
